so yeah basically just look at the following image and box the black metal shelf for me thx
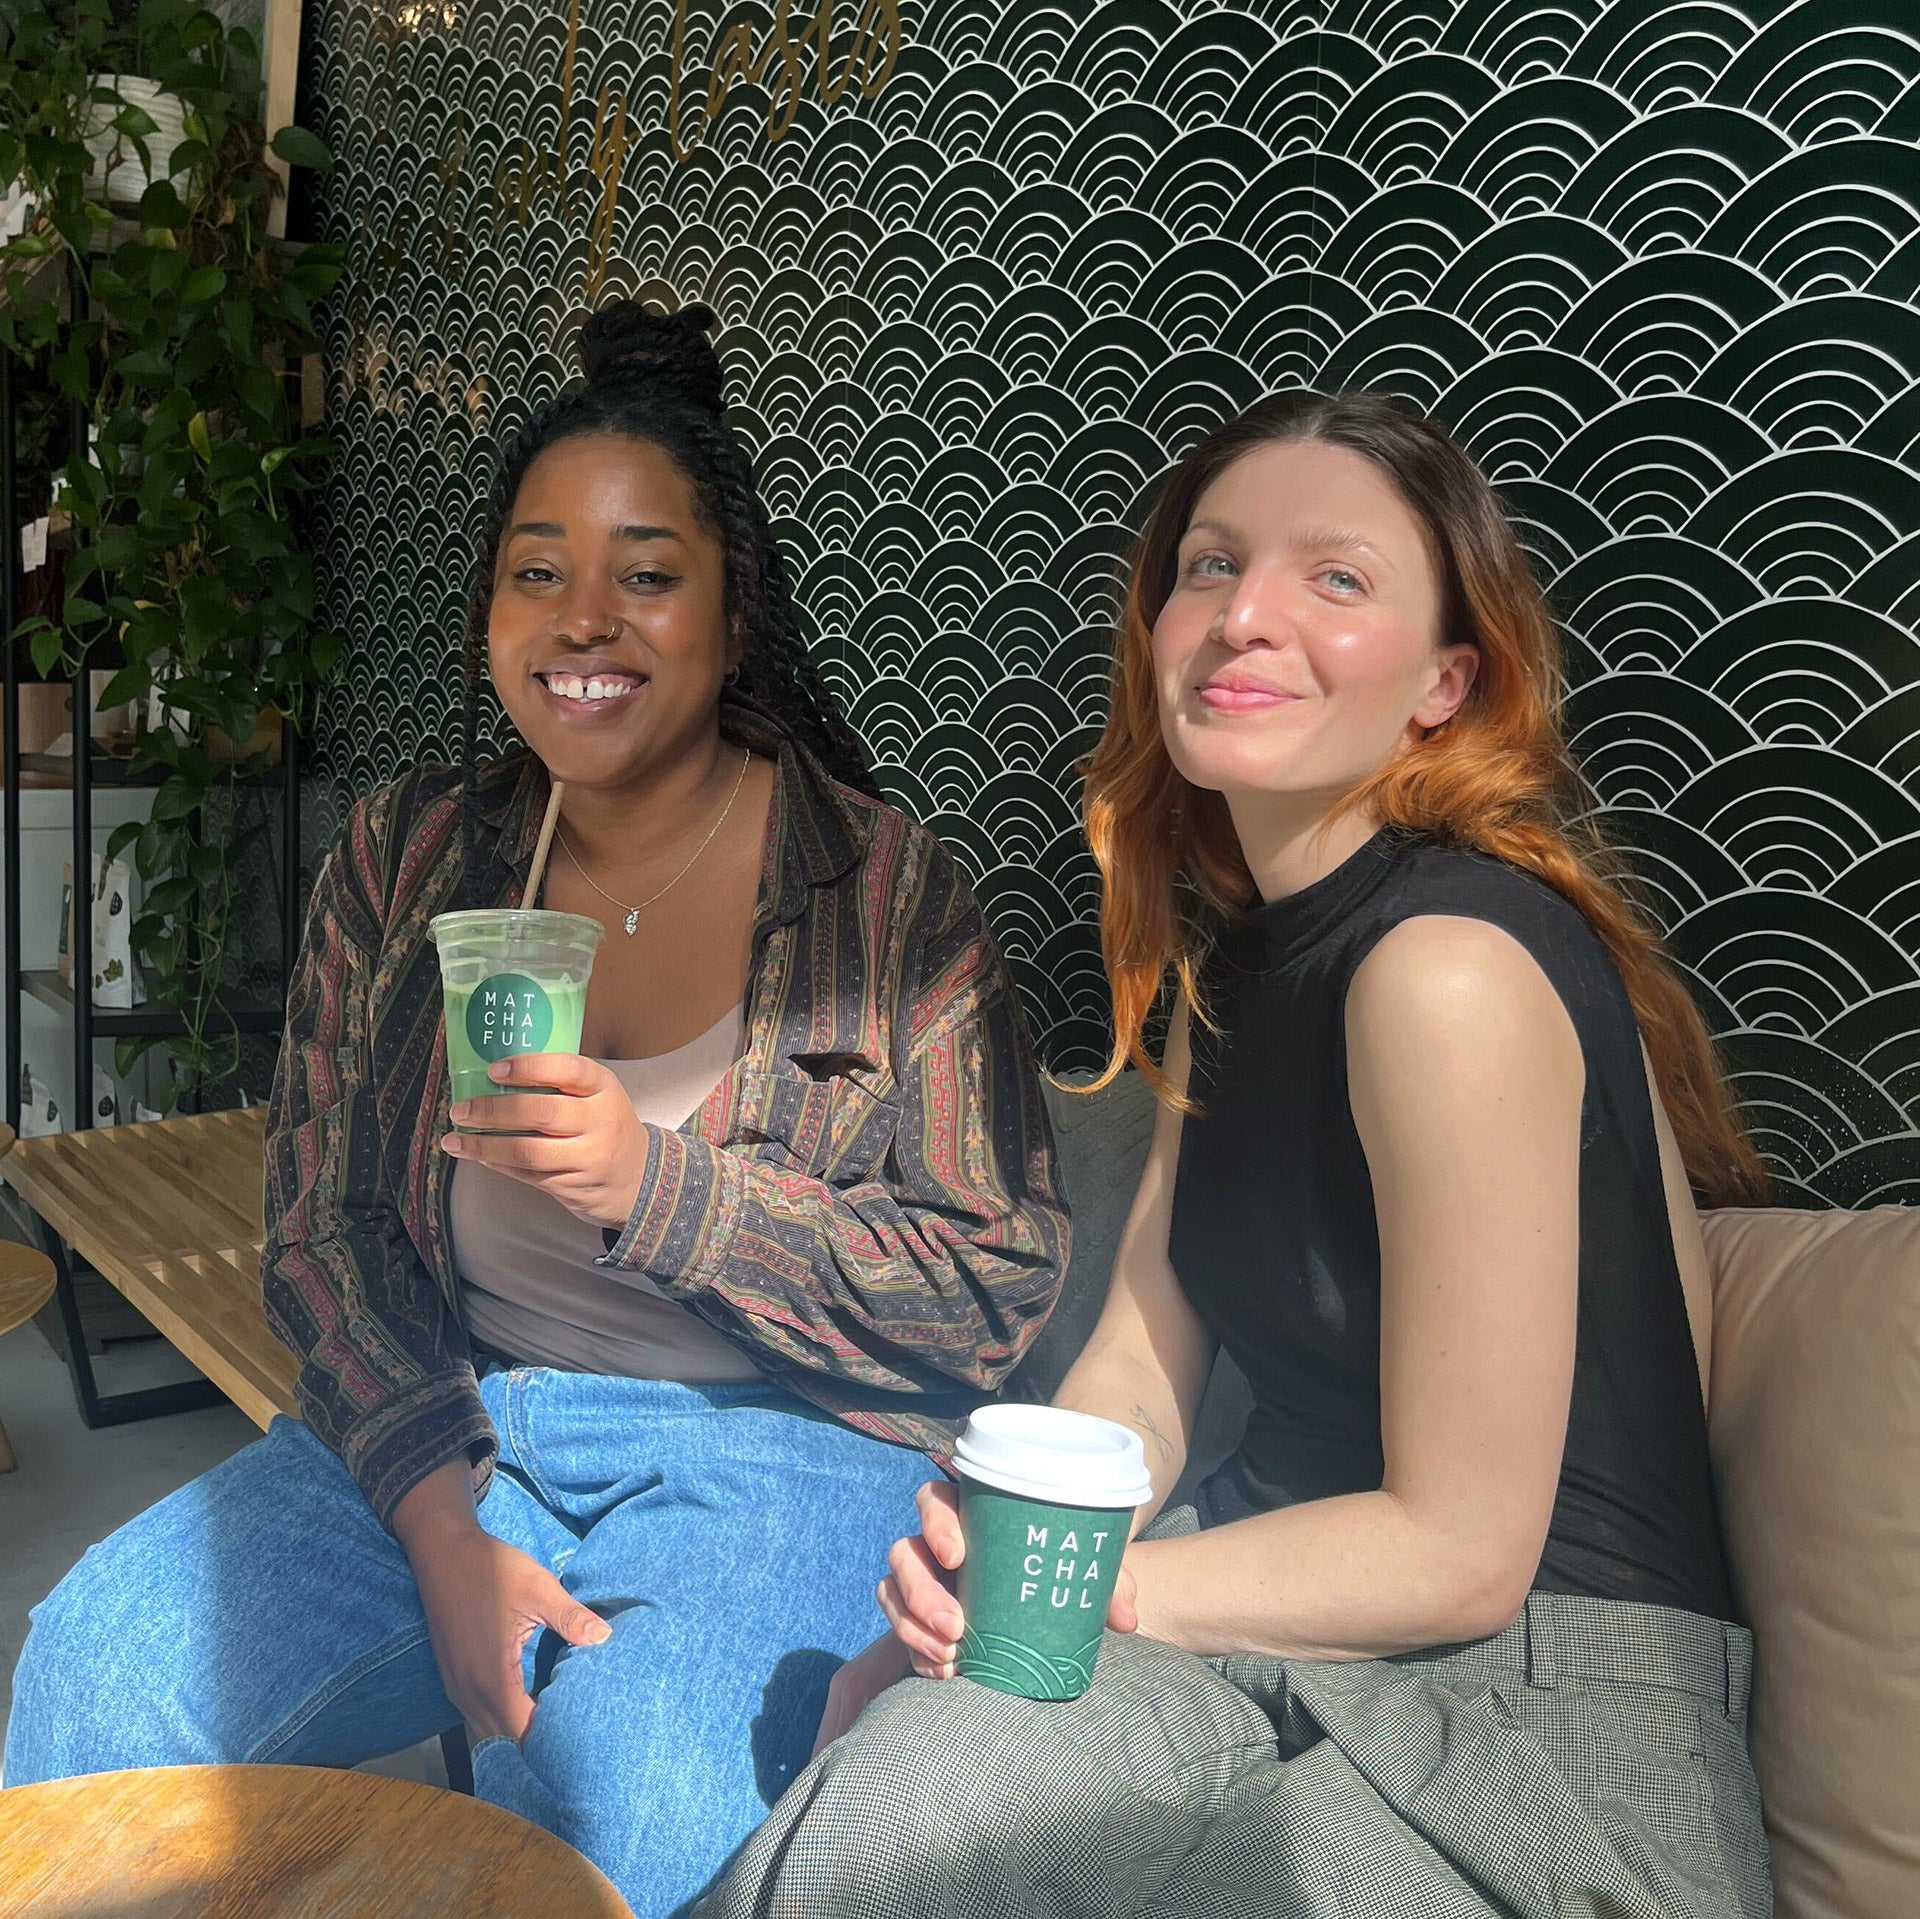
[19,752,283,789]
[21,752,164,787]
[21,968,285,1037]
[3,228,305,1435]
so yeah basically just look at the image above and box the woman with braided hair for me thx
[706,392,1773,1919]
[6,302,1068,1917]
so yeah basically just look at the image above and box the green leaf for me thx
[175,325,225,386]
[50,345,91,397]
[148,247,188,296]
[179,575,230,653]
[137,180,189,229]
[189,410,213,461]
[136,819,171,876]
[30,625,65,676]
[107,822,144,867]
[270,124,333,172]
[220,299,255,356]
[180,265,226,305]
[63,594,105,624]
[261,445,292,475]
[114,347,174,382]
[150,779,201,824]
[5,233,54,258]
[97,663,152,709]
[118,1035,165,1080]
[95,528,143,571]
[114,104,160,139]
[143,926,183,975]
[144,876,200,915]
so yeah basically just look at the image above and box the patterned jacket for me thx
[263,704,1069,1528]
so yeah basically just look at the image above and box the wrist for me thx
[391,1457,482,1557]
[595,1125,651,1229]
[1121,1538,1172,1642]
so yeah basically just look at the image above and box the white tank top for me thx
[453,1003,760,1382]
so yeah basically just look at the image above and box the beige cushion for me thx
[1703,1205,1920,1919]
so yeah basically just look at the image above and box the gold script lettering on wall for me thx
[337,0,903,443]
[585,85,632,303]
[671,0,903,158]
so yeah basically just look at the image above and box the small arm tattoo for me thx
[1128,1401,1176,1466]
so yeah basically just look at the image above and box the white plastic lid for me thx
[952,1403,1155,1509]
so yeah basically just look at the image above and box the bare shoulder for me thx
[1348,914,1580,1056]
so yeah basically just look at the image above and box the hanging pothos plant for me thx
[1,0,344,1102]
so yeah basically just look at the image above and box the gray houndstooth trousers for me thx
[699,1586,1771,1918]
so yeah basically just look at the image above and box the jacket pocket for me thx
[724,1066,899,1183]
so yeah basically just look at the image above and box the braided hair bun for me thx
[578,301,726,420]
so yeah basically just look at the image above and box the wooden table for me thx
[0,1226,58,1472]
[0,1106,297,1430]
[0,1764,634,1917]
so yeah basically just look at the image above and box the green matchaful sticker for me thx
[465,972,555,1062]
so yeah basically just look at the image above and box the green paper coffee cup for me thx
[429,908,604,1114]
[952,1404,1154,1701]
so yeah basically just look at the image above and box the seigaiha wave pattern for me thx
[302,0,1920,1204]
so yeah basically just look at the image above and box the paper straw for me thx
[524,781,565,908]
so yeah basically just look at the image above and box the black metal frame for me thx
[3,244,302,1427]
[36,1218,224,1426]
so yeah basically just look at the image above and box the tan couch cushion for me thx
[1703,1205,1920,1919]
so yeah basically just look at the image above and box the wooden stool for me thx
[0,1764,635,1917]
[0,1233,58,1474]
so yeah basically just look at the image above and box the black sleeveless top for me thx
[1170,830,1733,1620]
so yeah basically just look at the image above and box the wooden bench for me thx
[0,1106,296,1431]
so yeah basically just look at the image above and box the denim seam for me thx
[501,1371,567,1516]
[245,1622,437,1763]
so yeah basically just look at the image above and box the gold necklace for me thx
[555,749,751,935]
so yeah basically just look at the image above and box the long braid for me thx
[681,414,875,789]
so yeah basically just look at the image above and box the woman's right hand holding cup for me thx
[877,1480,969,1679]
[878,1477,1141,1683]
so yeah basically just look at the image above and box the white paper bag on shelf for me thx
[133,1101,163,1123]
[18,1063,62,1137]
[91,1065,121,1127]
[0,178,36,243]
[88,854,147,1009]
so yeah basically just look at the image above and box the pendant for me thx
[623,908,640,936]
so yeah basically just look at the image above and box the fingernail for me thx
[450,1102,468,1123]
[442,1134,461,1155]
[488,1061,510,1081]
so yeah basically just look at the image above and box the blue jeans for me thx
[4,1366,933,1917]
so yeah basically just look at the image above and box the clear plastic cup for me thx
[429,908,604,1110]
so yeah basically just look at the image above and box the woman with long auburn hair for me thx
[708,390,1773,1919]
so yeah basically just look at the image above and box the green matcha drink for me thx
[952,1404,1154,1702]
[429,909,604,1109]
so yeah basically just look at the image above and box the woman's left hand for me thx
[443,1053,647,1230]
